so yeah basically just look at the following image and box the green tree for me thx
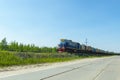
[0,38,8,50]
[8,41,19,51]
[52,47,57,53]
[19,43,24,52]
[0,38,57,53]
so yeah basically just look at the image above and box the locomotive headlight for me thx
[62,47,65,49]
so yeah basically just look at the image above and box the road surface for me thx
[0,56,120,80]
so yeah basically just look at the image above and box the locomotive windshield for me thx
[59,42,66,48]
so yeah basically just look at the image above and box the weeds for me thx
[0,51,111,67]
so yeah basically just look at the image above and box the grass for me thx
[0,51,112,67]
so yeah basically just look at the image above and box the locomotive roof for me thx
[60,39,80,44]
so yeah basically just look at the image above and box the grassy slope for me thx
[0,51,111,67]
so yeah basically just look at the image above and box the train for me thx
[57,39,112,55]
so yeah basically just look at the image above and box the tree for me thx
[52,47,57,53]
[8,41,19,51]
[0,38,8,50]
[0,38,57,53]
[19,43,24,52]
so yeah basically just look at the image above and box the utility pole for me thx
[85,38,88,46]
[85,38,88,52]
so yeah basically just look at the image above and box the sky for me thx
[0,0,120,52]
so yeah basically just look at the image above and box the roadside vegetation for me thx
[0,51,78,67]
[0,38,113,67]
[0,51,111,67]
[0,38,57,53]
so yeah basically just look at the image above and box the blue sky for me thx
[0,0,120,52]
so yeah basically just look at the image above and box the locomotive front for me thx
[57,39,67,52]
[57,39,80,53]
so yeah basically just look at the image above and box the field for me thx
[0,51,111,67]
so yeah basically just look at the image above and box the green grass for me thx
[0,51,112,67]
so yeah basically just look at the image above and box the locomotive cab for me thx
[58,41,67,52]
[58,39,80,53]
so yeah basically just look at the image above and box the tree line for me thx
[0,38,57,53]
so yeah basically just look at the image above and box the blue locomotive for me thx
[57,39,107,54]
[58,39,80,52]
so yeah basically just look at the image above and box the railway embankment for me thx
[0,51,113,68]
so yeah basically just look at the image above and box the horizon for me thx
[0,0,120,52]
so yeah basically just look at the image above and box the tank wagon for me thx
[57,39,109,54]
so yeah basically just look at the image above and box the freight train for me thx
[57,39,110,54]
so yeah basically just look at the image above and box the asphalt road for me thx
[1,56,120,80]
